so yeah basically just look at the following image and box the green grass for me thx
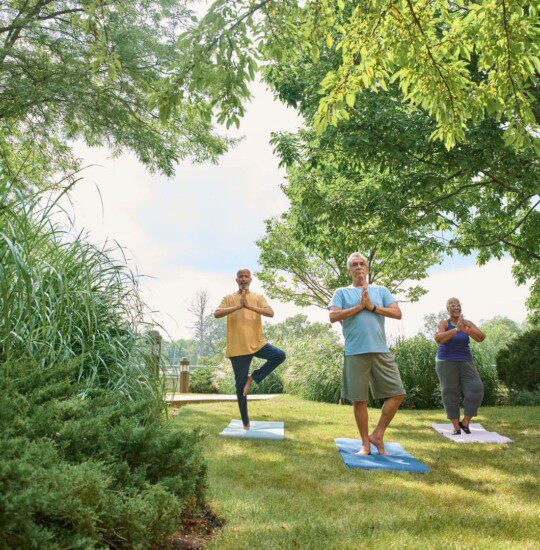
[171,396,540,549]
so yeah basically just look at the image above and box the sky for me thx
[64,80,531,343]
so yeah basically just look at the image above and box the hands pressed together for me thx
[455,314,470,332]
[240,288,254,311]
[359,285,374,312]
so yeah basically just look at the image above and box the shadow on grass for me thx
[171,399,540,546]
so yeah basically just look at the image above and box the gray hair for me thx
[346,252,368,268]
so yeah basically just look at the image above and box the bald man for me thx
[215,269,286,429]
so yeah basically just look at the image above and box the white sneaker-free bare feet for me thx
[368,433,387,456]
[355,445,371,456]
[243,423,250,430]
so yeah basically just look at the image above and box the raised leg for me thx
[248,343,286,393]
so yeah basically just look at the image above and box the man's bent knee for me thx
[387,394,405,404]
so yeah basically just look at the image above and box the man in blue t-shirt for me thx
[329,252,405,456]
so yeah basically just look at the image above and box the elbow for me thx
[214,311,221,319]
[396,312,403,320]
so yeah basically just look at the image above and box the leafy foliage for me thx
[0,178,157,397]
[0,0,230,188]
[256,162,443,307]
[507,389,540,406]
[164,0,540,152]
[0,359,206,548]
[263,46,539,313]
[393,336,443,409]
[162,1,539,317]
[475,316,523,366]
[496,328,540,391]
[421,311,448,337]
[189,366,220,394]
[282,327,344,403]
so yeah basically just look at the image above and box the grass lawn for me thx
[171,395,540,549]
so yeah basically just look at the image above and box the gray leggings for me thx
[435,359,484,419]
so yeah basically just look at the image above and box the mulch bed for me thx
[167,506,225,549]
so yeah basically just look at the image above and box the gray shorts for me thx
[342,353,406,402]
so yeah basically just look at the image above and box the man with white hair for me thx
[329,252,405,456]
[215,268,286,430]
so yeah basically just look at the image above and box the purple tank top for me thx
[436,320,472,362]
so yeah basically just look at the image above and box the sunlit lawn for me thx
[171,395,539,549]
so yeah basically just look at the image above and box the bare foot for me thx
[368,433,387,456]
[355,445,371,456]
[242,375,254,397]
[243,423,250,430]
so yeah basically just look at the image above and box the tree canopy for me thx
[0,0,231,188]
[162,0,540,153]
[256,163,443,307]
[258,30,539,318]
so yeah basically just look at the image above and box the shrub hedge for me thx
[496,329,540,391]
[0,359,206,548]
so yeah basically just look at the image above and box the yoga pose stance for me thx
[329,252,405,456]
[435,298,486,435]
[214,269,286,430]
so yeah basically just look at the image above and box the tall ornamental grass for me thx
[281,331,501,408]
[1,178,209,546]
[0,179,152,397]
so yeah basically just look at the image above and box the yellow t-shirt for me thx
[218,292,269,358]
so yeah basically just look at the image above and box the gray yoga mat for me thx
[432,423,512,444]
[220,420,284,440]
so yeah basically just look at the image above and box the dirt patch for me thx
[167,506,225,549]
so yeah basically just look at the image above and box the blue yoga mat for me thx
[334,438,430,474]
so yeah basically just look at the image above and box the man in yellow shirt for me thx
[215,269,286,429]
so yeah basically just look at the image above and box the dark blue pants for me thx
[229,343,286,426]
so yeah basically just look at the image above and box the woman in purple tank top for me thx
[434,297,486,435]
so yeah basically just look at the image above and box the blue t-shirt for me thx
[329,285,397,356]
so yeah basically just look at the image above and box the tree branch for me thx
[0,8,86,33]
[405,0,455,110]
